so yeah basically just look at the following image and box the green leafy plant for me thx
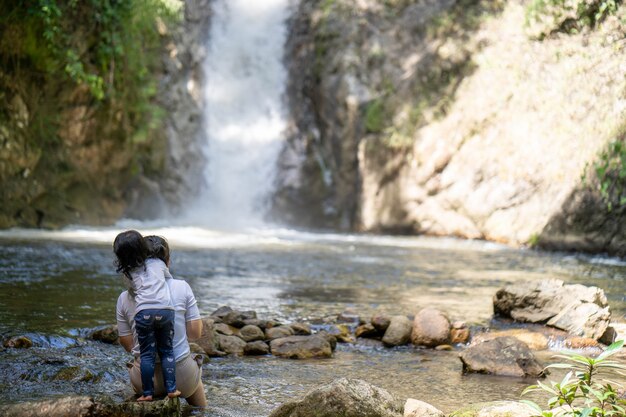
[522,340,626,417]
[527,233,541,248]
[592,140,626,211]
[526,0,621,32]
[4,0,181,136]
[365,99,387,133]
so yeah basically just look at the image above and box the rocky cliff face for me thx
[125,0,210,219]
[276,0,626,256]
[0,0,209,228]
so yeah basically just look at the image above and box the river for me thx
[0,225,625,416]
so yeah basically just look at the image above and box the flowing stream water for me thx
[0,227,625,416]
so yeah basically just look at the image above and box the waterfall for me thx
[190,0,291,228]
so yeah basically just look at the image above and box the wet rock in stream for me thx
[239,324,265,342]
[244,340,271,356]
[0,396,183,417]
[470,329,550,351]
[216,334,246,356]
[450,321,470,344]
[449,401,536,417]
[355,323,379,338]
[382,315,412,347]
[52,365,99,382]
[459,337,545,378]
[89,325,119,344]
[411,308,451,347]
[270,334,333,359]
[194,317,224,357]
[371,313,391,333]
[268,378,403,417]
[3,335,33,349]
[404,398,445,417]
[266,325,295,341]
[289,322,312,335]
[494,279,611,340]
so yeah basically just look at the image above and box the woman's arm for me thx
[116,292,136,353]
[119,335,134,352]
[186,319,202,341]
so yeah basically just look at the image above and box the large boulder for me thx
[222,310,257,328]
[449,401,536,417]
[547,301,611,341]
[244,341,270,356]
[210,305,233,319]
[0,396,182,417]
[268,378,403,417]
[450,321,470,344]
[3,335,33,349]
[89,325,119,344]
[411,308,451,347]
[214,323,236,336]
[600,322,626,345]
[404,399,444,417]
[316,330,338,351]
[459,337,545,378]
[356,323,380,339]
[266,325,295,341]
[240,325,265,342]
[290,323,312,335]
[270,335,332,359]
[493,279,610,340]
[382,316,413,347]
[217,334,247,356]
[194,317,224,356]
[324,324,355,343]
[371,313,392,333]
[471,329,549,351]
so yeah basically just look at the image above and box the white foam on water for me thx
[0,221,511,252]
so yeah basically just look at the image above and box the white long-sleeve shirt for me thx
[130,258,174,312]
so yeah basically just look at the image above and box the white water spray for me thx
[189,0,291,228]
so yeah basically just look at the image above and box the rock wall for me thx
[276,0,626,255]
[125,0,210,219]
[0,0,209,228]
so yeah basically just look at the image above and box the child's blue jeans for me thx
[134,309,176,397]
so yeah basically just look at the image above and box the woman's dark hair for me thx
[113,230,148,280]
[144,235,170,266]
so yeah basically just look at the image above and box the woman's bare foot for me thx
[137,395,153,402]
[167,390,181,398]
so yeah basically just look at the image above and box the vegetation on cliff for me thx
[0,0,180,228]
[279,0,626,255]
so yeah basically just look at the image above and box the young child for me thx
[113,230,181,401]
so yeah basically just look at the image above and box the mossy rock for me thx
[449,401,535,417]
[52,366,98,382]
[3,335,33,349]
[103,396,182,417]
[0,396,182,417]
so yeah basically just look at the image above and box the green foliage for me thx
[583,134,626,211]
[522,340,626,417]
[594,140,626,210]
[365,99,387,133]
[3,0,180,134]
[526,0,622,32]
[528,233,541,248]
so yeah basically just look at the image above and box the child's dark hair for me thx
[113,230,148,279]
[144,235,170,266]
